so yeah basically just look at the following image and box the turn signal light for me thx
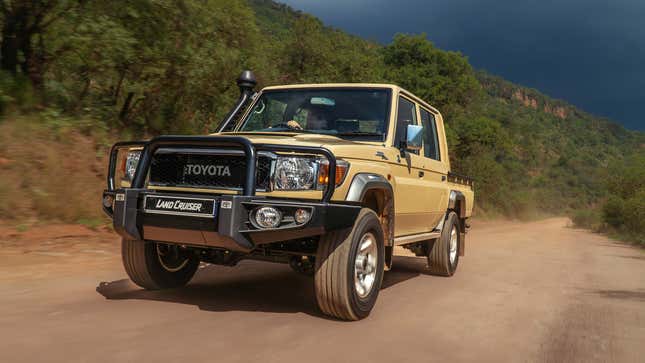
[317,160,349,188]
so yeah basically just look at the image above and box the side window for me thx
[394,96,419,154]
[419,108,441,161]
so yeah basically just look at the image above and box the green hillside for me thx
[0,0,642,241]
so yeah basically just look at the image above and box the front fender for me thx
[345,173,393,202]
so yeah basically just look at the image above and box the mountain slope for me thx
[248,0,643,218]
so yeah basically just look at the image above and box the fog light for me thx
[294,208,311,224]
[253,206,282,229]
[102,194,114,209]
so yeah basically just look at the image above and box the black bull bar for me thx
[105,135,337,198]
[101,135,359,252]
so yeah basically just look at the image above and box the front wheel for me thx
[122,239,200,290]
[314,208,385,320]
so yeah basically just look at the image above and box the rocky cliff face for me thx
[511,89,567,120]
[512,89,567,119]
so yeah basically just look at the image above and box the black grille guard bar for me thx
[106,135,337,202]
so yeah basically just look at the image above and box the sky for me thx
[281,0,645,130]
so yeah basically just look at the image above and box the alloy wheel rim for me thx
[156,243,190,272]
[354,232,378,298]
[449,225,458,265]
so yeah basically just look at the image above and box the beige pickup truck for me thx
[102,71,474,320]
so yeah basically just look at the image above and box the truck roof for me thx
[260,83,441,115]
[262,83,399,91]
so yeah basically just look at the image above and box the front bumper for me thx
[103,189,360,252]
[103,135,357,252]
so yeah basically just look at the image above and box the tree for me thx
[0,0,83,94]
[382,33,480,109]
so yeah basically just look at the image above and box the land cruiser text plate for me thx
[143,195,216,218]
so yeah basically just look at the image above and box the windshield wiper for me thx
[263,127,321,134]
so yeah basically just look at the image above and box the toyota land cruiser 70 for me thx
[102,71,474,320]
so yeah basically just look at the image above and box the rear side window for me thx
[420,108,440,161]
[394,97,418,153]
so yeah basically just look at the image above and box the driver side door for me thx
[391,96,431,236]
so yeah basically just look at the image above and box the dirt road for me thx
[1,218,644,362]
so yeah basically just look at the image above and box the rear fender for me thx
[447,190,467,256]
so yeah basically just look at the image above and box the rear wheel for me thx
[427,211,460,276]
[314,208,385,320]
[122,239,200,290]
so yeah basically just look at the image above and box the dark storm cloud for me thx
[282,0,645,130]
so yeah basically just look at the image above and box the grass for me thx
[569,208,645,248]
[0,114,113,224]
[77,218,107,230]
[607,230,645,247]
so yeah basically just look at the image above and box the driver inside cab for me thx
[286,105,331,131]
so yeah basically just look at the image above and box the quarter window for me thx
[420,108,441,161]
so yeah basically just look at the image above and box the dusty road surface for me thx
[1,218,644,362]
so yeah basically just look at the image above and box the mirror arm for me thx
[398,140,407,156]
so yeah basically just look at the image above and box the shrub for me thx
[571,209,602,230]
[602,196,625,228]
[0,72,37,114]
[0,116,110,223]
[623,190,645,233]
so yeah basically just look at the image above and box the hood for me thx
[215,132,386,161]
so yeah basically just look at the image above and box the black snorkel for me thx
[215,70,257,133]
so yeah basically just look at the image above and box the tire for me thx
[427,211,460,276]
[121,239,200,290]
[314,208,385,320]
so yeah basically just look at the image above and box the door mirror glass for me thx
[405,124,423,152]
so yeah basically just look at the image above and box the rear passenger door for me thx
[419,107,449,228]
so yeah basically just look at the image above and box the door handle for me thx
[441,175,447,181]
[418,171,425,178]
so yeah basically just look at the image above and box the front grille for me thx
[149,152,273,190]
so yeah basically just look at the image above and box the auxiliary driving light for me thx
[294,208,311,224]
[252,206,282,229]
[102,194,114,209]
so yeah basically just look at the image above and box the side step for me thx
[393,232,441,246]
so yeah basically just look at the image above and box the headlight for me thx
[122,150,141,181]
[274,157,316,190]
[273,156,350,190]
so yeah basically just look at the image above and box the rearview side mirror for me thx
[405,124,423,152]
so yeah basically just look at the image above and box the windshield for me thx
[238,88,391,141]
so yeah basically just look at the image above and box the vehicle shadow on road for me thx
[96,256,431,318]
[96,262,326,318]
[382,255,435,289]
